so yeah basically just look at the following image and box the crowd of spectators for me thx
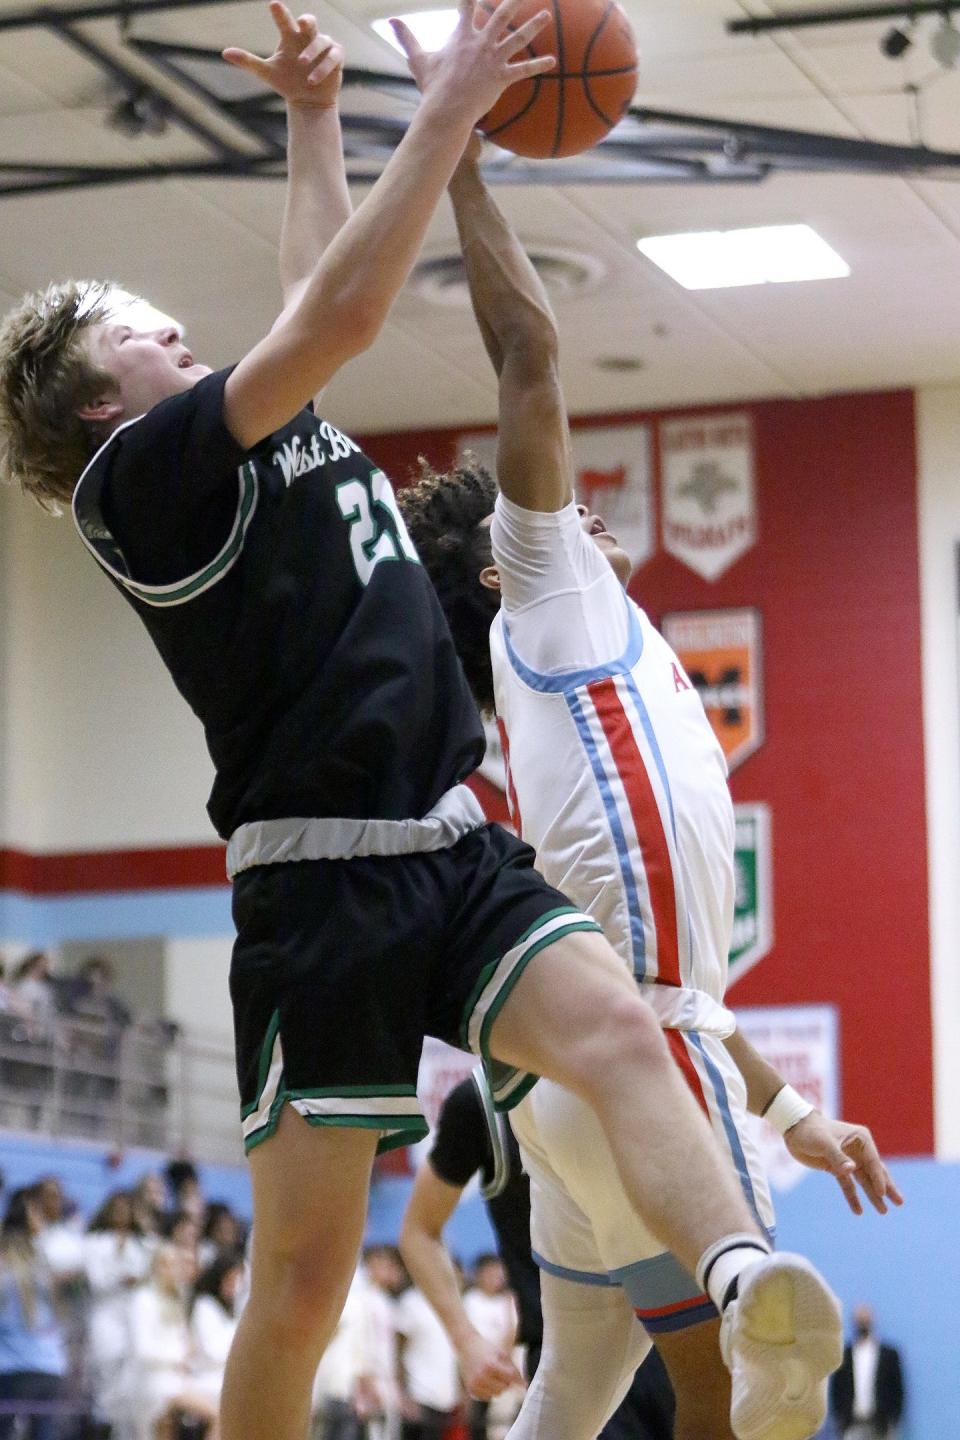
[0,1163,523,1440]
[0,954,177,1143]
[314,1247,522,1440]
[0,1163,244,1440]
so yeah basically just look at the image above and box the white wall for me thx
[2,491,216,851]
[916,387,960,1161]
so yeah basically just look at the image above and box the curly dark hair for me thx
[399,457,501,714]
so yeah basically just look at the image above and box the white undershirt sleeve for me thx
[490,494,630,675]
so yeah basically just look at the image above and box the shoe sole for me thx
[735,1255,843,1440]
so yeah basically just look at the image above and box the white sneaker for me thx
[720,1252,843,1440]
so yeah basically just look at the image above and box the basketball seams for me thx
[478,0,545,145]
[582,0,634,130]
[551,0,565,158]
[477,0,637,157]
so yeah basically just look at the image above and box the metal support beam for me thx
[728,2,960,35]
[0,0,248,34]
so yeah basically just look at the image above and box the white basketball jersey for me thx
[489,496,736,1035]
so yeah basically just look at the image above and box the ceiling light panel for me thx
[637,225,851,291]
[372,10,460,54]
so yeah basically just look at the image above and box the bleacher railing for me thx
[0,1013,242,1162]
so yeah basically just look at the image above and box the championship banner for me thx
[659,412,756,580]
[661,608,764,772]
[734,1005,839,1193]
[729,803,773,985]
[459,423,654,572]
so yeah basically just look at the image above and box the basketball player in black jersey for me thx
[0,7,831,1440]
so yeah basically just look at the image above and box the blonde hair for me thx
[0,280,117,513]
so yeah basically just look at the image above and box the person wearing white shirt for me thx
[360,1248,403,1440]
[123,1244,218,1440]
[190,1254,244,1411]
[394,1286,460,1440]
[83,1191,155,1433]
[312,1267,379,1440]
[463,1258,520,1440]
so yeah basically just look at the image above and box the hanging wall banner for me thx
[729,803,773,985]
[734,1004,839,1193]
[661,608,764,772]
[659,412,756,580]
[459,424,654,572]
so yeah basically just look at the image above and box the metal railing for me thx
[0,1013,243,1163]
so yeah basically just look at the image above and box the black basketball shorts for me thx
[230,823,600,1154]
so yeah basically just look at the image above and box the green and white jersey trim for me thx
[240,1019,427,1155]
[73,416,259,608]
[462,907,603,1111]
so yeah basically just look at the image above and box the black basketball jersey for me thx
[72,368,485,838]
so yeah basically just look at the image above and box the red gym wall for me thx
[360,387,933,1158]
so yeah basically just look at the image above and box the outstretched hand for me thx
[389,0,555,123]
[223,1,344,109]
[784,1112,904,1216]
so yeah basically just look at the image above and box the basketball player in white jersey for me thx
[395,65,901,1440]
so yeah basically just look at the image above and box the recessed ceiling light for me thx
[372,9,460,54]
[637,224,850,291]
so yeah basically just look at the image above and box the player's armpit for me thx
[495,359,575,514]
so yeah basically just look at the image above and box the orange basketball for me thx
[478,0,638,159]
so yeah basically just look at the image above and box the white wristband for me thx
[763,1085,814,1136]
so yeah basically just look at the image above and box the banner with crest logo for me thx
[659,412,756,580]
[661,608,764,772]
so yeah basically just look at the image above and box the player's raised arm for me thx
[225,2,350,327]
[447,142,573,513]
[223,0,556,451]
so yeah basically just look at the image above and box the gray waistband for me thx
[226,783,486,878]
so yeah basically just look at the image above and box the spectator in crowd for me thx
[61,960,131,1035]
[124,1244,217,1440]
[830,1303,905,1438]
[163,1215,201,1286]
[9,956,57,1035]
[197,1206,243,1272]
[33,1181,84,1285]
[0,1187,69,1440]
[394,1283,461,1440]
[462,1257,519,1440]
[312,1267,384,1440]
[129,1176,167,1244]
[357,1249,402,1440]
[83,1190,154,1438]
[189,1255,244,1417]
[61,960,131,1129]
[164,1165,204,1228]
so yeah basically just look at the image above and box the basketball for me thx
[478,0,639,159]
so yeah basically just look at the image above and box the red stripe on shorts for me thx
[666,1029,710,1118]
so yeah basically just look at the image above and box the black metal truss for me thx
[5,0,960,198]
[728,3,960,37]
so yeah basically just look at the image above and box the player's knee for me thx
[568,993,666,1101]
[251,1241,345,1347]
